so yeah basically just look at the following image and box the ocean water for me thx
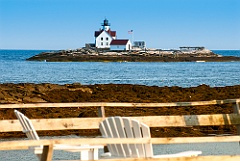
[0,49,239,87]
[0,50,240,160]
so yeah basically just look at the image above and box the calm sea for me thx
[0,49,239,87]
[1,50,240,160]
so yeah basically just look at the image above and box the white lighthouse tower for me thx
[102,18,110,31]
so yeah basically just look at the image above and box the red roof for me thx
[110,39,129,45]
[94,30,116,37]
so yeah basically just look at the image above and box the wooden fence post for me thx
[98,106,105,118]
[98,106,108,152]
[40,144,54,161]
[233,101,240,135]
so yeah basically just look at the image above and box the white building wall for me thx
[126,41,132,50]
[110,45,126,51]
[110,40,132,51]
[95,31,113,48]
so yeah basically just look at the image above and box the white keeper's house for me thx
[94,19,132,51]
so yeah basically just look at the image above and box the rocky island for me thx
[27,18,240,62]
[27,47,240,62]
[27,19,240,62]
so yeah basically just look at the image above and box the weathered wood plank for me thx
[40,144,53,161]
[98,106,105,117]
[0,146,29,150]
[1,136,240,150]
[150,136,240,144]
[1,100,239,160]
[84,156,240,161]
[0,99,239,109]
[1,114,240,132]
[76,156,240,161]
[233,102,240,134]
[58,156,240,161]
[0,117,103,132]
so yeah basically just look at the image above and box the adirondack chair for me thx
[14,110,103,160]
[99,116,202,158]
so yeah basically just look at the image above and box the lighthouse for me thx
[102,18,110,31]
[94,19,132,51]
[94,19,116,49]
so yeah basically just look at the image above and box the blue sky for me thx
[0,0,239,50]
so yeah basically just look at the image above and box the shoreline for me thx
[27,55,240,62]
[26,47,240,62]
[1,83,240,138]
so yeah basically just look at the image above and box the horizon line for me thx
[1,48,240,51]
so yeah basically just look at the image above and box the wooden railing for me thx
[0,98,240,161]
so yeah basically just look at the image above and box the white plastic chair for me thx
[99,116,202,158]
[14,110,103,160]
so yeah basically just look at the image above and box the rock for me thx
[0,83,240,138]
[26,47,240,62]
[22,97,47,103]
[78,110,98,117]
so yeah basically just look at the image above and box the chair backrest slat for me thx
[115,117,131,156]
[141,123,153,157]
[100,120,118,155]
[108,117,126,157]
[14,110,40,140]
[123,118,139,157]
[132,119,145,157]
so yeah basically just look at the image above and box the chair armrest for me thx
[100,152,111,158]
[153,151,202,158]
[54,144,103,152]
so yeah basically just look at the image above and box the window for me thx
[106,37,108,41]
[101,42,103,46]
[101,37,103,41]
[106,42,109,46]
